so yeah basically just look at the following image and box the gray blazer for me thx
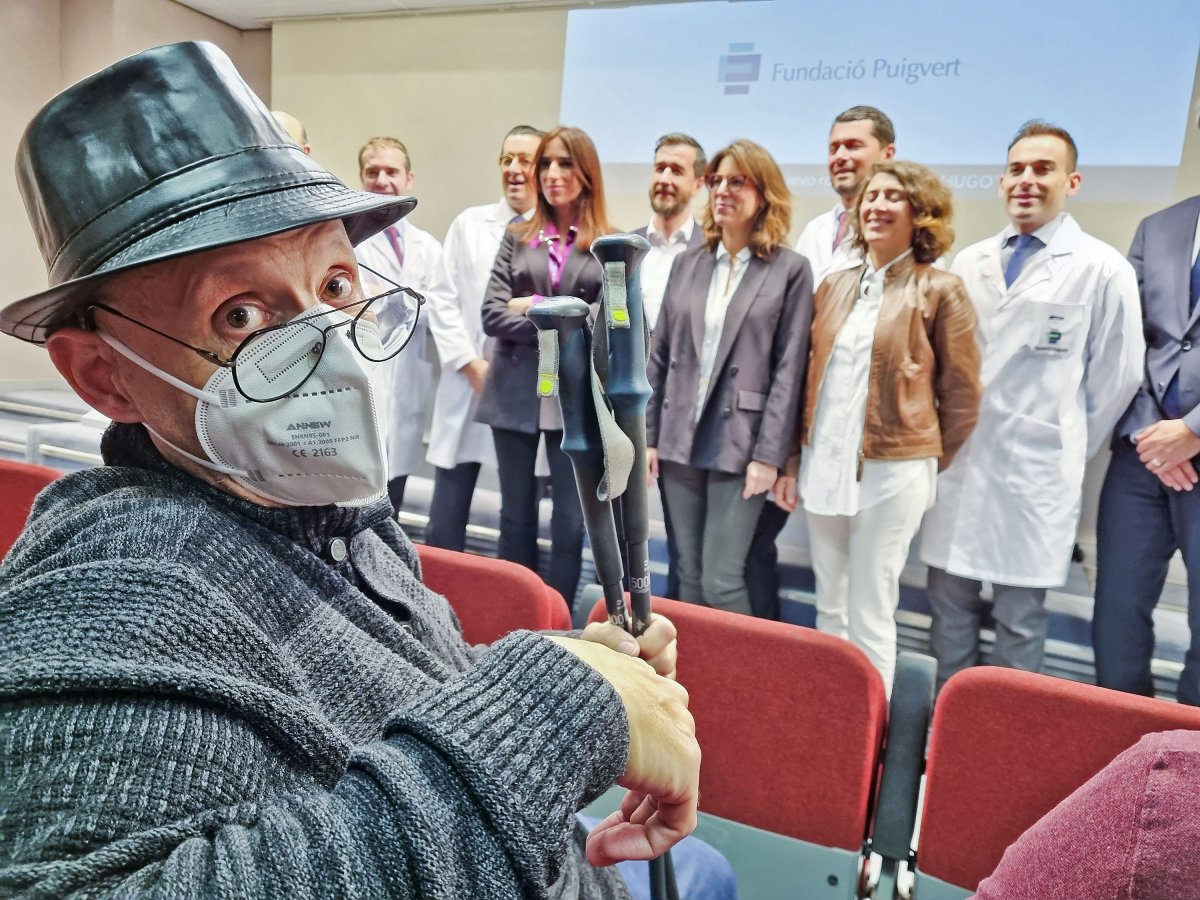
[1113,195,1200,443]
[475,231,603,434]
[646,243,814,474]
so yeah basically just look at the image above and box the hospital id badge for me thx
[1029,301,1082,353]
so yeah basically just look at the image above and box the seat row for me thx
[6,458,1200,898]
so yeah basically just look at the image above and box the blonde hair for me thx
[699,140,792,259]
[357,137,411,173]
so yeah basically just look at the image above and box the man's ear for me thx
[46,327,141,423]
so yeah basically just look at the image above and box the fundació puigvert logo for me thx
[719,43,762,95]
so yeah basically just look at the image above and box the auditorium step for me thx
[1,377,1187,702]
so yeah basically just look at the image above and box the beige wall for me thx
[0,0,269,382]
[3,2,1198,385]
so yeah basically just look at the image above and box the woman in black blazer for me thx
[646,139,813,615]
[477,126,613,606]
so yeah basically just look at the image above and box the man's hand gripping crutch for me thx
[528,271,692,895]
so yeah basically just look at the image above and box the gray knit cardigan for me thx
[0,423,632,899]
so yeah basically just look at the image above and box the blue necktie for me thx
[1160,250,1200,418]
[1191,248,1200,314]
[1004,233,1042,288]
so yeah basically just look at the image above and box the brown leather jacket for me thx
[799,254,981,471]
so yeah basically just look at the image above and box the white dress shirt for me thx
[695,243,752,420]
[801,250,936,516]
[641,216,696,329]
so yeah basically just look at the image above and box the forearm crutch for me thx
[527,297,631,630]
[591,233,653,636]
[528,294,678,900]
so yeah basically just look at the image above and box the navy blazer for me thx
[1113,195,1200,443]
[475,230,603,434]
[646,243,814,474]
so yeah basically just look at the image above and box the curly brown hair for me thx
[699,139,792,259]
[850,160,954,264]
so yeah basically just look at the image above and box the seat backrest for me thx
[589,597,888,849]
[918,666,1200,891]
[0,459,61,560]
[417,544,571,645]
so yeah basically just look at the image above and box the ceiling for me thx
[175,0,703,31]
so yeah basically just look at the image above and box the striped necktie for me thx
[384,225,404,269]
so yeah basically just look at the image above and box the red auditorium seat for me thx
[914,666,1200,896]
[588,596,888,895]
[0,459,60,560]
[417,544,571,645]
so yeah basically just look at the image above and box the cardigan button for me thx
[326,538,349,563]
[730,365,739,375]
[722,408,732,418]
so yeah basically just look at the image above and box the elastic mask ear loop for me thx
[141,423,248,478]
[97,332,249,478]
[98,332,225,406]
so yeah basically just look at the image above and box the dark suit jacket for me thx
[1113,195,1200,443]
[646,243,814,474]
[476,231,603,433]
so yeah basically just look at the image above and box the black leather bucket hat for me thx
[1,41,416,344]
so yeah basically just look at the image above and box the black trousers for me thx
[744,501,790,620]
[425,462,482,552]
[1094,438,1200,706]
[492,427,584,608]
[387,475,408,517]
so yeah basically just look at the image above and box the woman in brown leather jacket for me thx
[797,160,981,692]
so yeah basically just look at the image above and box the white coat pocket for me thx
[1027,301,1084,353]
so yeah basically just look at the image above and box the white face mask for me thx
[100,304,390,508]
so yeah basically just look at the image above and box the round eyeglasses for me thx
[704,173,752,193]
[88,263,424,403]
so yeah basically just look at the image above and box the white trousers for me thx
[805,480,930,694]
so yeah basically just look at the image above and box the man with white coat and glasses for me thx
[423,126,544,551]
[919,121,1144,686]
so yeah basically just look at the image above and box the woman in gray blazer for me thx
[646,139,814,615]
[476,126,613,606]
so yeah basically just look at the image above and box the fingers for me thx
[1158,462,1198,492]
[547,635,699,861]
[646,448,659,484]
[580,616,678,679]
[771,475,798,512]
[584,792,697,867]
[742,462,775,499]
[635,614,678,680]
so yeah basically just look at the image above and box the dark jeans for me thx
[745,501,790,620]
[387,475,408,517]
[1095,438,1200,706]
[658,478,681,600]
[425,462,482,552]
[492,427,584,608]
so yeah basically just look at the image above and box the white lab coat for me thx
[794,203,863,287]
[919,214,1144,587]
[355,218,443,479]
[422,200,522,469]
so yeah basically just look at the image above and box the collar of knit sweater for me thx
[98,421,397,553]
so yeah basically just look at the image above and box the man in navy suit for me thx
[1094,105,1200,705]
[636,133,707,599]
